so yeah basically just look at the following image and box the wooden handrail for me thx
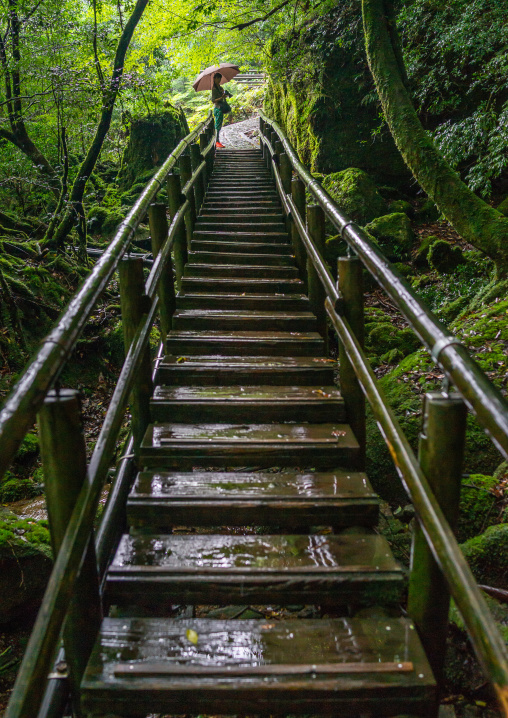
[260,110,508,715]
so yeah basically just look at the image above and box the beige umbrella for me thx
[193,63,240,91]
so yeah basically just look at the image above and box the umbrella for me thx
[193,63,240,92]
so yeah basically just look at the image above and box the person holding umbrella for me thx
[192,63,239,148]
[211,72,232,148]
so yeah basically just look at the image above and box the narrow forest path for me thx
[221,115,260,149]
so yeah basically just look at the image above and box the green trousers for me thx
[213,106,224,139]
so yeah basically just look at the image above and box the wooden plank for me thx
[183,263,300,278]
[172,309,317,332]
[165,330,325,357]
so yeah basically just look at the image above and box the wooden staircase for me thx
[81,149,437,716]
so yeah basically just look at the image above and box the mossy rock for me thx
[15,431,39,459]
[457,474,503,543]
[321,169,387,225]
[0,476,43,502]
[388,199,413,217]
[87,204,109,234]
[439,294,470,322]
[117,108,187,191]
[496,196,508,217]
[102,209,127,237]
[413,234,437,268]
[428,239,465,273]
[392,262,413,279]
[460,524,508,588]
[366,322,420,361]
[364,213,415,260]
[415,198,440,223]
[0,508,52,624]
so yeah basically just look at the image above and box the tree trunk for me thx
[48,0,149,249]
[361,0,508,273]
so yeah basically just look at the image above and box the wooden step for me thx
[175,292,309,311]
[150,384,344,422]
[171,309,317,332]
[195,222,287,234]
[127,469,379,529]
[139,421,359,468]
[106,532,403,606]
[184,264,299,279]
[193,230,289,244]
[197,213,284,223]
[191,241,291,255]
[180,276,305,293]
[206,191,279,198]
[155,355,336,386]
[165,330,325,356]
[188,251,295,267]
[82,617,436,717]
[200,207,282,216]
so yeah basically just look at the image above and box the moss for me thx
[117,108,187,190]
[86,204,109,233]
[321,168,387,224]
[0,511,51,557]
[415,198,440,223]
[102,208,127,237]
[392,262,413,278]
[364,212,415,260]
[496,196,508,216]
[460,524,508,587]
[0,477,43,502]
[388,199,412,216]
[428,239,465,273]
[457,474,503,543]
[15,432,38,459]
[413,234,437,268]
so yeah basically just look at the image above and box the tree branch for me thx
[228,0,292,30]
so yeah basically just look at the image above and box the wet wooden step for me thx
[193,230,289,244]
[195,222,287,234]
[150,384,344,422]
[165,330,324,356]
[82,617,436,717]
[184,263,299,279]
[200,207,282,216]
[155,355,335,386]
[176,292,309,311]
[171,309,317,332]
[197,213,284,223]
[206,191,279,198]
[139,421,359,468]
[191,241,291,255]
[127,469,379,529]
[188,251,295,267]
[105,533,403,606]
[204,199,280,207]
[180,276,305,294]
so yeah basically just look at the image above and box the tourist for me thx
[211,72,231,148]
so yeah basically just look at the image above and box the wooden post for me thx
[199,133,209,190]
[118,257,153,448]
[408,392,467,683]
[179,153,196,250]
[207,124,215,174]
[338,256,365,469]
[291,177,307,286]
[279,152,292,194]
[38,389,102,715]
[148,202,176,339]
[307,204,328,353]
[260,118,265,158]
[167,172,188,287]
[190,143,204,211]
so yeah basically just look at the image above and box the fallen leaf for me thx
[186,628,199,644]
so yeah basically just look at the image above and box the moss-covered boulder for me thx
[460,524,508,588]
[264,5,408,183]
[496,196,508,217]
[117,108,187,191]
[428,239,465,273]
[388,199,413,216]
[364,213,415,260]
[415,198,440,223]
[321,169,387,225]
[457,474,505,543]
[413,235,437,268]
[0,508,52,624]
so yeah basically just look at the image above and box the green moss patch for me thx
[321,168,387,225]
[460,524,508,588]
[364,212,415,260]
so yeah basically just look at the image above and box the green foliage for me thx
[0,512,51,557]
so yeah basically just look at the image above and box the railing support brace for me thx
[408,391,467,684]
[167,173,188,287]
[179,153,196,249]
[338,256,365,469]
[291,177,307,287]
[118,257,153,448]
[148,203,176,339]
[190,143,205,211]
[307,204,328,352]
[38,389,102,715]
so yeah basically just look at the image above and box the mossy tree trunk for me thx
[47,0,149,252]
[361,0,508,274]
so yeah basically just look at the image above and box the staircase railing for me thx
[260,109,508,716]
[1,113,214,718]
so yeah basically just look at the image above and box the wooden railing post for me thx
[338,256,365,469]
[408,392,467,683]
[207,124,215,174]
[118,257,153,448]
[38,389,102,714]
[279,152,291,194]
[167,172,188,287]
[190,143,205,212]
[260,118,266,158]
[148,202,176,339]
[291,177,308,286]
[307,204,328,353]
[179,153,196,249]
